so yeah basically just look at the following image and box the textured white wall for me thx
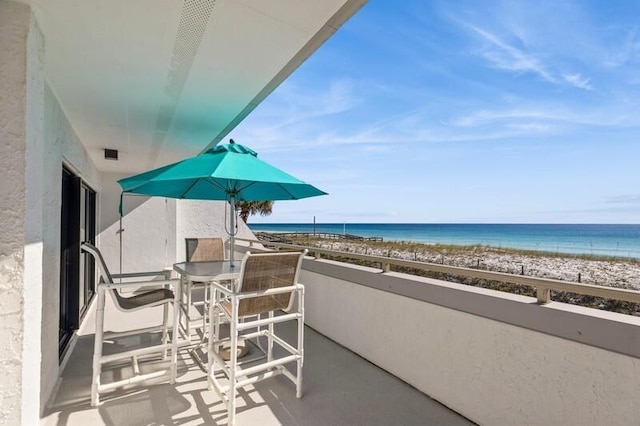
[38,80,101,412]
[0,2,103,421]
[0,2,30,424]
[99,172,177,274]
[97,177,257,277]
[176,200,256,263]
[301,263,640,426]
[23,7,45,425]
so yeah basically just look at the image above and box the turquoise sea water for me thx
[248,223,640,259]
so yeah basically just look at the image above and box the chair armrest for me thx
[235,284,302,300]
[210,280,233,295]
[102,279,179,291]
[113,270,172,280]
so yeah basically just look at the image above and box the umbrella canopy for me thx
[118,140,326,265]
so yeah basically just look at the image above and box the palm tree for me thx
[236,200,273,223]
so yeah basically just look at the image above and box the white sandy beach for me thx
[309,241,640,291]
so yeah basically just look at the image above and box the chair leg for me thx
[296,318,303,399]
[202,282,209,340]
[267,311,274,363]
[171,286,180,383]
[186,279,193,344]
[207,288,217,390]
[214,304,221,348]
[161,302,169,360]
[179,275,187,341]
[228,298,239,425]
[296,287,305,399]
[91,289,106,406]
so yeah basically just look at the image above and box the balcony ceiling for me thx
[27,0,365,174]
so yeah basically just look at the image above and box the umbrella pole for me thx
[230,195,236,267]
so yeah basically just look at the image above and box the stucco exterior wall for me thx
[99,173,177,274]
[97,186,257,274]
[23,6,45,425]
[300,260,640,426]
[0,2,30,424]
[176,200,256,263]
[1,2,103,421]
[38,80,101,412]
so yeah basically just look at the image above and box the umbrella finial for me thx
[229,138,235,144]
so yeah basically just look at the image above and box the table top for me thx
[173,260,241,282]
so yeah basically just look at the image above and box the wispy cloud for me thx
[447,108,562,128]
[563,73,593,90]
[467,24,556,83]
[603,26,640,68]
[234,90,640,156]
[446,101,640,133]
[606,194,640,204]
[503,122,554,132]
[456,15,597,92]
[229,78,362,150]
[233,1,640,223]
[271,79,360,123]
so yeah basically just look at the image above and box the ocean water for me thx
[247,223,640,259]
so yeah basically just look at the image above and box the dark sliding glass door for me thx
[79,184,96,317]
[59,167,96,358]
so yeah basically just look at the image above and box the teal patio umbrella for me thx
[118,140,326,266]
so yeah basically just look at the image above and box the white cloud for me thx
[236,1,640,223]
[273,79,360,121]
[603,26,640,68]
[563,73,593,90]
[606,194,640,204]
[446,108,564,128]
[503,122,554,132]
[227,78,362,150]
[461,22,601,92]
[467,25,556,83]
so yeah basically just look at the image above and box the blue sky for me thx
[228,0,640,224]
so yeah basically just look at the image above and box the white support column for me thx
[0,2,40,425]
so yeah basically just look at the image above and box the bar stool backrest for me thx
[186,237,225,262]
[236,250,306,317]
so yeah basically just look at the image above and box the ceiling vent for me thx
[167,0,216,99]
[104,149,119,160]
[147,0,217,169]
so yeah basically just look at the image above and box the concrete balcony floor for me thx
[43,319,473,425]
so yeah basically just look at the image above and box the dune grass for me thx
[257,233,640,315]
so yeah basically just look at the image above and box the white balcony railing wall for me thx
[235,239,640,426]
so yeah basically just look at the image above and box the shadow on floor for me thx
[43,324,473,425]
